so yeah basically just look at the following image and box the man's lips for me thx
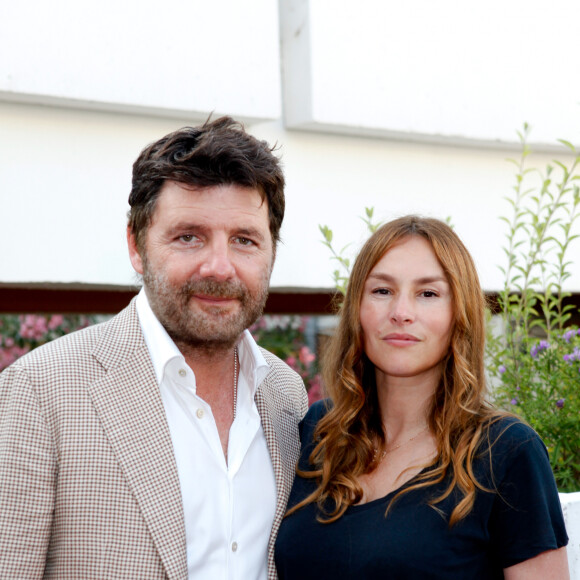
[191,294,238,304]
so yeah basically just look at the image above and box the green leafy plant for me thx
[490,125,580,491]
[319,207,381,295]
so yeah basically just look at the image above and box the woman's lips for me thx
[383,333,420,345]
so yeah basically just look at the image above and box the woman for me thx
[275,216,568,579]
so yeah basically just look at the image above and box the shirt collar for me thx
[135,288,269,393]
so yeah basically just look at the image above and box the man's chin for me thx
[187,308,243,330]
[181,311,247,340]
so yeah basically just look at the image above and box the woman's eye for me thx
[372,288,391,295]
[421,290,438,297]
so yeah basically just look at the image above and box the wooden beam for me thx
[0,284,340,315]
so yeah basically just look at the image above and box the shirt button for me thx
[196,408,204,419]
[178,369,186,377]
[231,541,238,552]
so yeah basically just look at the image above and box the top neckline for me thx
[348,465,433,513]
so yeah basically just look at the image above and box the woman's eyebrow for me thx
[367,272,448,284]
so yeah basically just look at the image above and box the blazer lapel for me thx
[255,370,304,580]
[89,303,187,580]
[255,386,287,524]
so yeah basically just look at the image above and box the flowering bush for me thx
[491,329,580,491]
[489,125,580,491]
[0,314,100,372]
[250,315,322,405]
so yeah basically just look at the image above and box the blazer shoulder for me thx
[259,347,304,386]
[258,347,308,417]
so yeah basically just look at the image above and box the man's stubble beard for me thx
[142,256,270,355]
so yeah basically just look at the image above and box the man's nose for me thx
[199,239,236,280]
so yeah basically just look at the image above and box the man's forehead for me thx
[155,181,265,208]
[148,182,270,233]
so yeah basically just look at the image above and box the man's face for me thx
[128,181,274,353]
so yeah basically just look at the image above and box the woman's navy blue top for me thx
[275,400,568,579]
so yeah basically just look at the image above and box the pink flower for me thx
[19,314,48,340]
[307,382,323,406]
[286,356,297,369]
[48,315,64,330]
[34,317,48,334]
[0,345,30,371]
[299,346,316,366]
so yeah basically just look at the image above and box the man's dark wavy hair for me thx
[128,116,285,251]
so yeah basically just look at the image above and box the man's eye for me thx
[179,235,195,242]
[235,237,254,246]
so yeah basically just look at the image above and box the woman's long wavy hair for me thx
[293,215,504,525]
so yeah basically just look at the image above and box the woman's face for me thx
[359,235,454,389]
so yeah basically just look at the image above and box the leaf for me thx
[557,139,576,153]
[319,225,333,243]
[553,160,569,178]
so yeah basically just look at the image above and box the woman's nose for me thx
[390,295,414,324]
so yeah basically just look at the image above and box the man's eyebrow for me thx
[366,273,448,284]
[165,222,204,235]
[234,227,266,241]
[165,223,266,241]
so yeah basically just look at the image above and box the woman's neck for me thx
[376,374,436,437]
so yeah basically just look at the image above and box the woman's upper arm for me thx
[503,547,569,580]
[487,420,568,568]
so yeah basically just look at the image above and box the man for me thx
[0,117,308,579]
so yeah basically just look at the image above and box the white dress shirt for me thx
[136,290,277,580]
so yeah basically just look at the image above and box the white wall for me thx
[1,0,579,292]
[0,0,281,121]
[281,0,580,146]
[561,493,580,578]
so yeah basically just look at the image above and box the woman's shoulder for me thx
[478,414,551,481]
[484,414,543,450]
[299,398,333,440]
[303,398,332,421]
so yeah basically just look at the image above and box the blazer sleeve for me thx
[0,362,56,578]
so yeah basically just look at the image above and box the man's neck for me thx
[183,344,239,460]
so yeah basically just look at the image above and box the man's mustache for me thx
[181,278,247,301]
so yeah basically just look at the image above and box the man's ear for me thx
[271,244,276,271]
[127,226,144,275]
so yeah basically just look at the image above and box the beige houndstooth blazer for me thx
[0,299,308,579]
